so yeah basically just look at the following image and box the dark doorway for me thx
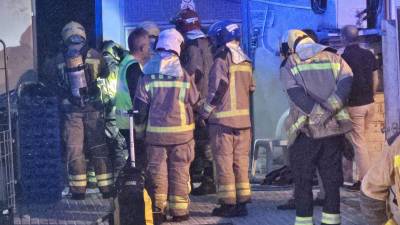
[35,0,100,79]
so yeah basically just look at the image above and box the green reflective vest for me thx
[115,54,137,130]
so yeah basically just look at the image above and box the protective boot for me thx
[153,208,167,225]
[212,204,237,217]
[235,203,248,217]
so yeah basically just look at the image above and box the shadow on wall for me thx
[0,25,36,94]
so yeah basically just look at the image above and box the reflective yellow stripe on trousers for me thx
[96,173,113,187]
[236,182,251,198]
[213,64,252,118]
[146,80,194,133]
[295,216,313,225]
[69,174,87,187]
[217,184,236,199]
[169,195,189,210]
[321,212,341,224]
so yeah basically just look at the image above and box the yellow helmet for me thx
[287,29,314,52]
[139,21,160,37]
[61,21,86,42]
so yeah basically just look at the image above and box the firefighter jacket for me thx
[115,54,139,129]
[361,137,400,225]
[42,48,103,112]
[98,54,119,105]
[180,36,214,100]
[134,52,199,145]
[280,43,353,146]
[199,42,255,129]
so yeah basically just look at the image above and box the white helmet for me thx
[139,21,160,37]
[156,28,184,56]
[61,21,86,42]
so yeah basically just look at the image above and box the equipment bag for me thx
[114,110,154,225]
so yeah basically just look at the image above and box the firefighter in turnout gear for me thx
[198,21,255,217]
[134,28,199,222]
[115,27,151,169]
[360,137,400,225]
[280,30,353,225]
[172,8,216,195]
[41,21,113,200]
[98,40,129,178]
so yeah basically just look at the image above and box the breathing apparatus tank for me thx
[64,49,88,106]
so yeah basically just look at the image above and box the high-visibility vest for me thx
[115,55,137,130]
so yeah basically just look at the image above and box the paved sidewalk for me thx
[14,186,364,225]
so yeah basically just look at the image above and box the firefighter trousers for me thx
[191,124,214,184]
[105,117,128,177]
[146,140,195,217]
[63,111,113,195]
[290,133,344,225]
[210,125,252,205]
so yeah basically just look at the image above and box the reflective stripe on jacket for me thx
[280,49,353,145]
[134,55,199,145]
[115,55,137,129]
[203,47,255,129]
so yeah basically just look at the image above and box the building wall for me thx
[102,0,242,47]
[0,0,35,93]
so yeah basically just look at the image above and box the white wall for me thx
[102,0,124,46]
[0,0,35,93]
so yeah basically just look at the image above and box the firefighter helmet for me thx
[207,20,225,46]
[171,8,201,33]
[61,21,86,43]
[156,28,184,56]
[102,40,126,62]
[139,21,160,38]
[218,21,241,45]
[286,29,314,53]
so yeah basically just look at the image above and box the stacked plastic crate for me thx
[18,83,63,203]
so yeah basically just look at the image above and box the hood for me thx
[143,51,183,77]
[226,41,250,64]
[295,42,329,61]
[185,29,206,40]
[156,28,184,56]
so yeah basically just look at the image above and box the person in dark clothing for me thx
[340,25,380,191]
[172,8,216,195]
[114,27,150,169]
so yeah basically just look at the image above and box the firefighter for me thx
[280,29,353,225]
[198,21,255,217]
[134,28,199,222]
[139,21,160,54]
[360,137,400,225]
[41,21,113,200]
[172,8,215,195]
[115,27,151,169]
[98,40,129,178]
